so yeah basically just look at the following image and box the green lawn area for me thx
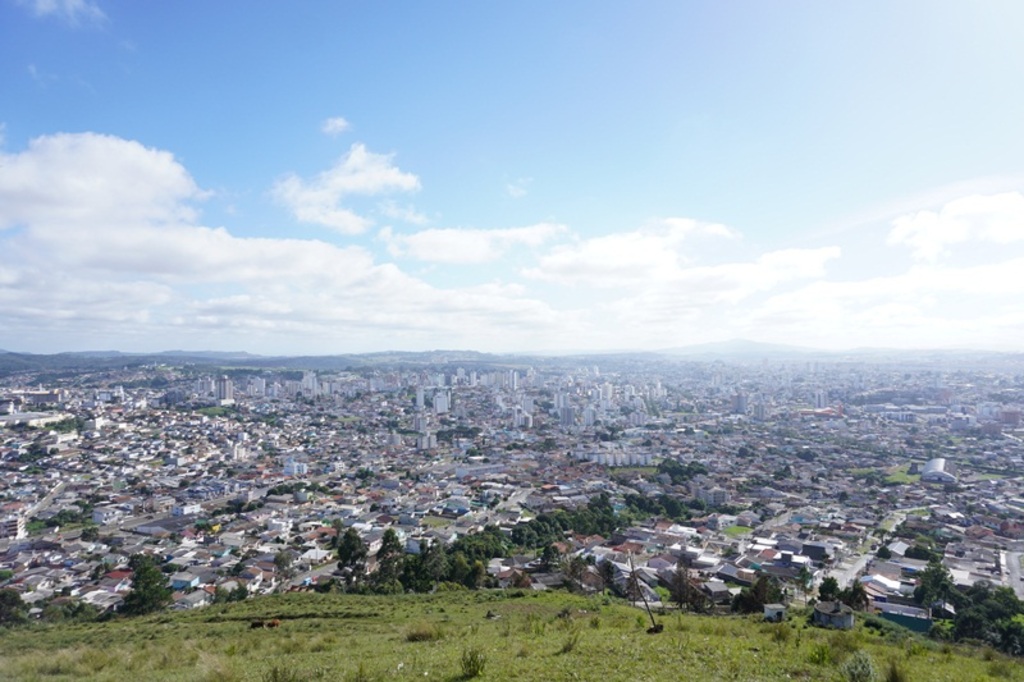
[0,591,1018,681]
[722,525,753,538]
[420,515,452,528]
[196,406,232,417]
[612,466,657,478]
[884,465,921,485]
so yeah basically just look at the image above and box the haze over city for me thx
[2,1,1024,355]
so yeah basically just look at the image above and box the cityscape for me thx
[3,346,1023,637]
[4,1,1024,675]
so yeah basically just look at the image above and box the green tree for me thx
[274,550,295,579]
[121,554,172,616]
[0,588,27,626]
[230,583,249,602]
[732,575,783,613]
[839,580,869,611]
[417,540,450,585]
[372,528,404,592]
[914,558,960,609]
[336,528,368,588]
[79,525,100,542]
[818,575,840,602]
[795,565,813,603]
[670,562,707,613]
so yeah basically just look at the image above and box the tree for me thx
[372,528,404,592]
[0,588,27,626]
[420,540,450,588]
[541,544,562,570]
[818,576,840,602]
[560,555,587,593]
[839,580,869,611]
[598,559,618,595]
[80,525,100,542]
[914,558,961,610]
[336,528,368,587]
[733,575,783,614]
[670,562,706,613]
[274,550,295,579]
[795,565,813,603]
[121,554,172,616]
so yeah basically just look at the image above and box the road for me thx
[1005,551,1024,600]
[823,509,909,590]
[27,481,66,516]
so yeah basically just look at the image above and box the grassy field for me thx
[883,465,921,485]
[722,525,753,538]
[0,590,1021,681]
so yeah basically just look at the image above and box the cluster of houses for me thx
[1,355,1022,628]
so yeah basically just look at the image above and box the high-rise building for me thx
[215,376,234,403]
[0,514,26,539]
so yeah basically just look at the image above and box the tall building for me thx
[0,514,26,539]
[215,376,234,403]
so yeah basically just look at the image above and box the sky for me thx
[2,1,1024,356]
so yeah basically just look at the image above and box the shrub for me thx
[987,658,1015,679]
[347,662,377,682]
[883,659,909,682]
[559,631,581,654]
[771,624,793,645]
[460,647,486,679]
[839,651,877,682]
[263,666,322,682]
[807,643,834,665]
[405,622,444,642]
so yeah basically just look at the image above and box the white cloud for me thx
[0,132,204,231]
[21,0,105,25]
[0,132,573,353]
[378,200,429,225]
[506,177,532,199]
[740,255,1024,350]
[4,132,1023,354]
[381,223,567,263]
[887,191,1024,261]
[272,143,420,234]
[321,117,351,136]
[523,218,742,287]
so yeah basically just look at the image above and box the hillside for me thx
[0,591,1020,681]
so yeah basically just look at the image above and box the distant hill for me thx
[0,590,1009,681]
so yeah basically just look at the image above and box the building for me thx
[921,458,957,484]
[0,514,27,539]
[813,601,854,629]
[215,376,234,404]
[699,487,730,507]
[284,458,309,477]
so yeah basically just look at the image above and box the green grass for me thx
[0,591,1020,681]
[196,406,232,417]
[723,525,753,538]
[884,466,921,485]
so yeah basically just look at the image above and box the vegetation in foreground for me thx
[1,590,1023,682]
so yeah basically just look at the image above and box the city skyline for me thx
[2,1,1024,355]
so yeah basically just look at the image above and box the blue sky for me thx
[2,1,1024,355]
